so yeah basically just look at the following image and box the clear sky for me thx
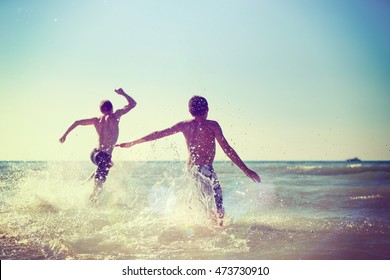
[1,0,389,161]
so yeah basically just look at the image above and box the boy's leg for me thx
[195,165,225,226]
[213,183,224,219]
[90,150,111,202]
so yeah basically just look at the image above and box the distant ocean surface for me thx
[1,160,389,260]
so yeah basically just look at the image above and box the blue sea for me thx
[1,161,389,260]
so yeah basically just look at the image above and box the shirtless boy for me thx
[59,88,136,202]
[116,96,260,225]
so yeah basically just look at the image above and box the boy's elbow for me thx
[122,102,136,113]
[222,145,234,154]
[128,100,137,110]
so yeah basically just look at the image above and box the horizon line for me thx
[1,159,390,163]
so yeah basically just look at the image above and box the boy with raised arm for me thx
[116,96,260,225]
[59,88,137,202]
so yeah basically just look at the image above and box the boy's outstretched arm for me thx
[114,88,137,117]
[214,124,261,182]
[116,123,184,148]
[59,118,97,143]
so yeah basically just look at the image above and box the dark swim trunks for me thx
[193,165,224,219]
[90,148,112,184]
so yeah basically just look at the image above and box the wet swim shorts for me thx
[193,165,224,218]
[90,148,112,183]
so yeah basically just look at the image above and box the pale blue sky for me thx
[1,0,389,161]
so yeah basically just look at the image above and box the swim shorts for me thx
[90,148,112,183]
[193,165,224,218]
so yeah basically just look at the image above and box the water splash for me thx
[1,161,389,259]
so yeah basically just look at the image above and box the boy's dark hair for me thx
[188,96,208,116]
[100,100,113,114]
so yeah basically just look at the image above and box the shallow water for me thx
[1,161,389,259]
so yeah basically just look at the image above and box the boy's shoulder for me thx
[181,119,220,126]
[204,119,220,128]
[191,119,221,132]
[206,119,219,125]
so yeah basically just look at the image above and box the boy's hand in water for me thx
[115,88,126,95]
[115,142,134,148]
[246,169,261,183]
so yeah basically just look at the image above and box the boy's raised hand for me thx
[115,88,125,95]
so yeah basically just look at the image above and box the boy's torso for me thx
[182,119,218,166]
[95,114,120,154]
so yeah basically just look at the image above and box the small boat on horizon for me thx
[346,157,362,163]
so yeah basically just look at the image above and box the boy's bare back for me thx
[176,119,220,166]
[95,113,120,154]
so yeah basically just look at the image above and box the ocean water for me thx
[0,160,389,260]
